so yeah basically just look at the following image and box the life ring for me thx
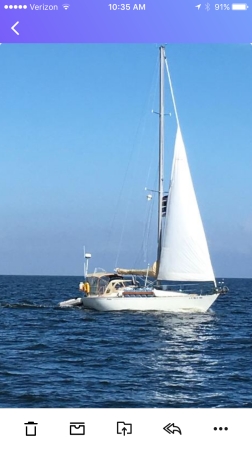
[84,282,90,294]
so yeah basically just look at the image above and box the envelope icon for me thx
[70,422,85,435]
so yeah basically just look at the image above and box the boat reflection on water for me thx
[136,312,223,406]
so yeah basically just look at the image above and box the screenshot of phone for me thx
[0,1,251,449]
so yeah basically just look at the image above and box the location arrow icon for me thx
[195,4,201,9]
[11,21,20,35]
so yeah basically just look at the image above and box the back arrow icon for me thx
[11,21,19,35]
[195,4,201,9]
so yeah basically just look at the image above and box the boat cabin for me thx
[85,273,136,296]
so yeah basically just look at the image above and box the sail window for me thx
[162,194,168,216]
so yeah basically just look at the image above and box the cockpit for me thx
[86,273,136,296]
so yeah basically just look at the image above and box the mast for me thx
[157,45,165,272]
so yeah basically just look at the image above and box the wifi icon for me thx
[62,4,70,10]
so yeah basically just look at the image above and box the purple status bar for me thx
[0,1,251,43]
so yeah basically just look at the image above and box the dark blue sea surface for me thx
[0,276,251,408]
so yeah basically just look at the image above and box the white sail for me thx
[158,126,215,282]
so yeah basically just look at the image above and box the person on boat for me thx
[114,282,124,290]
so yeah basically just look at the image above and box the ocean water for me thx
[0,276,251,408]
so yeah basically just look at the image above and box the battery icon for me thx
[232,3,249,9]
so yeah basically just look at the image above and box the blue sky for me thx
[0,44,251,277]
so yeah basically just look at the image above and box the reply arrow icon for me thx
[163,423,182,435]
[11,21,20,35]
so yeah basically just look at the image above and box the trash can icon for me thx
[24,421,38,436]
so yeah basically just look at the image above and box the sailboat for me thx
[78,46,227,313]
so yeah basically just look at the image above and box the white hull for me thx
[81,291,219,313]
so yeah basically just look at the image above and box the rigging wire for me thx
[131,52,180,270]
[164,56,180,128]
[133,167,158,268]
[112,52,159,269]
[143,190,156,263]
[128,62,160,269]
[105,53,159,259]
[133,194,154,268]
